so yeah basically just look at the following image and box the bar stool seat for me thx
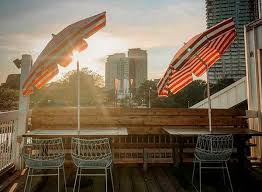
[192,134,234,192]
[71,137,114,192]
[23,156,64,169]
[22,138,67,192]
[75,158,112,168]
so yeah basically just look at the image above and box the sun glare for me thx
[53,32,129,81]
[32,31,130,83]
[72,50,81,63]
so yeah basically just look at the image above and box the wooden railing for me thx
[0,111,18,173]
[31,107,247,132]
[30,107,248,164]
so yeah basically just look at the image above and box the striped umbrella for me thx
[22,12,106,96]
[22,12,106,135]
[157,18,236,132]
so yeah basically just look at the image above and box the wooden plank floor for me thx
[8,166,186,192]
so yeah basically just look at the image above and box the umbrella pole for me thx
[206,68,212,133]
[77,60,80,136]
[194,54,212,133]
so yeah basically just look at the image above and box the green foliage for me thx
[134,78,236,108]
[0,87,19,111]
[31,68,105,107]
[0,68,237,110]
[134,80,206,108]
[104,89,116,106]
[166,80,207,108]
[210,78,235,95]
[2,74,20,90]
[133,80,156,106]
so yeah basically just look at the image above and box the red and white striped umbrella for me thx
[157,18,236,96]
[22,12,106,96]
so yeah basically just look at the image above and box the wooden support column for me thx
[143,148,148,172]
[16,54,32,170]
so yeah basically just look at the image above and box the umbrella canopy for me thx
[157,18,236,96]
[22,12,106,96]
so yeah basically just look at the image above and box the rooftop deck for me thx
[1,107,262,191]
[4,165,262,192]
[6,166,186,192]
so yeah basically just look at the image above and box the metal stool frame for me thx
[22,137,67,192]
[192,134,234,192]
[71,137,114,192]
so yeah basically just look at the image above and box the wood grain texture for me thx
[29,107,249,164]
[31,107,247,134]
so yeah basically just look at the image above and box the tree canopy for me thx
[0,66,237,111]
[31,68,105,107]
[210,78,235,95]
[0,87,19,111]
[134,78,236,108]
[134,80,207,108]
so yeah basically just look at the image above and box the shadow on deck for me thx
[6,165,262,192]
[7,166,186,192]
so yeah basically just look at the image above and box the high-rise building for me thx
[206,0,258,82]
[105,49,148,93]
[105,53,126,91]
[258,0,262,18]
[128,48,147,88]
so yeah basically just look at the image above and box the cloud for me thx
[109,2,206,49]
[0,0,206,83]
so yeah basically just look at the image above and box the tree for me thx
[104,89,116,106]
[0,87,19,111]
[134,80,157,106]
[210,78,235,95]
[134,80,207,108]
[2,74,20,90]
[31,68,105,107]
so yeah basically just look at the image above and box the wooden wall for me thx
[31,107,247,134]
[30,107,248,164]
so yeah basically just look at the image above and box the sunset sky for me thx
[0,0,205,84]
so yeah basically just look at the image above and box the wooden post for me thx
[143,148,148,172]
[15,54,32,170]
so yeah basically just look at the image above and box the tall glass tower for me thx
[206,0,258,83]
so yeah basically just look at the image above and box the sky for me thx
[0,0,206,84]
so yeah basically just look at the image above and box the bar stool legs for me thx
[23,168,30,192]
[73,166,114,192]
[225,162,233,192]
[23,166,67,192]
[192,161,233,192]
[78,169,82,192]
[73,167,79,192]
[199,162,202,192]
[110,166,114,192]
[62,166,67,192]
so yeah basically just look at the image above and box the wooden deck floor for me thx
[7,166,186,192]
[5,165,262,192]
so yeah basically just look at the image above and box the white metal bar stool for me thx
[22,138,67,192]
[71,137,114,192]
[192,134,234,192]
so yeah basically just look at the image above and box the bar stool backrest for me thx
[22,138,64,162]
[71,137,112,161]
[195,134,233,161]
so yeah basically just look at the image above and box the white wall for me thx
[245,19,262,162]
[191,77,246,109]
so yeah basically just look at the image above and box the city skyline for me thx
[105,48,147,94]
[206,0,258,82]
[0,0,205,84]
